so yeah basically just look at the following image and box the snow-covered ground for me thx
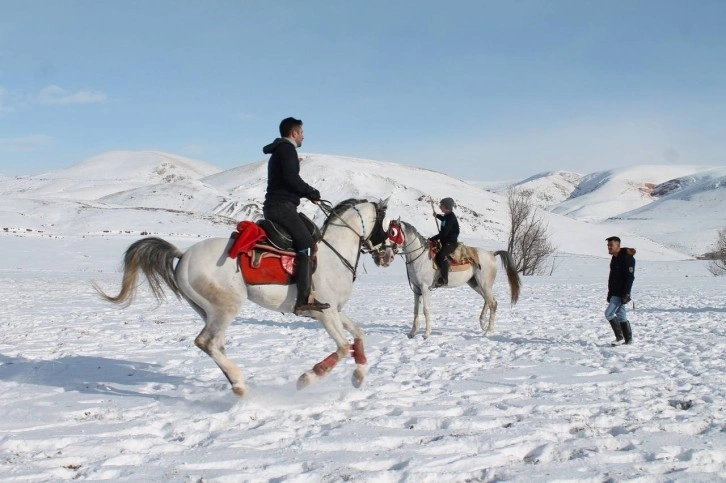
[0,234,724,481]
[1,151,724,481]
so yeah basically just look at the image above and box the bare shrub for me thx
[707,228,726,276]
[506,188,556,275]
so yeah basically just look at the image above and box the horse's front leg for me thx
[297,310,351,390]
[339,312,368,388]
[421,289,434,339]
[408,292,421,338]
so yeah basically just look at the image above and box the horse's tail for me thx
[94,237,184,306]
[494,250,521,304]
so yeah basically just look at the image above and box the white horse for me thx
[95,198,389,396]
[373,219,520,339]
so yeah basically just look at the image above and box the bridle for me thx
[382,220,428,266]
[317,199,388,281]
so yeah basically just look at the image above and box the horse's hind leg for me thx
[182,283,246,396]
[469,276,497,335]
[195,309,245,396]
[339,312,367,388]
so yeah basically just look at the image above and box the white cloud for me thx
[37,85,107,105]
[0,135,52,152]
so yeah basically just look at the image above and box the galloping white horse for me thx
[374,219,520,339]
[96,198,389,396]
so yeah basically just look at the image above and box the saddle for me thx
[228,214,321,285]
[429,241,479,272]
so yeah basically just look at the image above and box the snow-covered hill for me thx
[488,171,583,208]
[604,167,726,255]
[0,151,221,201]
[550,165,714,222]
[1,150,723,259]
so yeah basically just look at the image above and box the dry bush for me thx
[707,228,726,276]
[506,188,556,275]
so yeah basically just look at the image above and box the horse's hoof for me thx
[423,333,431,340]
[351,367,365,388]
[407,332,416,339]
[297,372,314,390]
[231,384,246,397]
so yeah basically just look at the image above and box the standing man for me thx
[605,236,636,345]
[263,117,330,315]
[429,197,460,287]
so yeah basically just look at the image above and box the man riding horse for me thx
[262,117,330,314]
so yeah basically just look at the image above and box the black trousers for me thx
[435,242,457,270]
[263,201,315,252]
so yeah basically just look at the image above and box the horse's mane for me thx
[322,198,370,229]
[399,220,428,246]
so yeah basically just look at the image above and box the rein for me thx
[317,199,386,281]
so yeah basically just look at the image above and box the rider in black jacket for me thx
[429,197,460,287]
[262,117,329,315]
[605,236,636,345]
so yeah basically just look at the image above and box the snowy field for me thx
[1,235,724,482]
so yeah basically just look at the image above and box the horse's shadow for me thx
[234,317,318,330]
[0,353,199,403]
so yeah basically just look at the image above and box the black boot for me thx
[294,252,330,315]
[620,320,633,345]
[435,259,450,287]
[609,319,624,345]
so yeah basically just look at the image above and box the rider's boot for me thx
[436,259,450,287]
[609,319,625,346]
[294,251,330,315]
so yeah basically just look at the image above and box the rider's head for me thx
[440,197,456,212]
[279,117,304,147]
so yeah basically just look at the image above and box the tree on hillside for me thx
[706,228,726,276]
[506,188,556,275]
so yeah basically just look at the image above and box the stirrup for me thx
[294,299,330,315]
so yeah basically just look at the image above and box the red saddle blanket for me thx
[228,221,296,285]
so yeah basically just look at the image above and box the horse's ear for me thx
[397,215,401,222]
[380,196,390,209]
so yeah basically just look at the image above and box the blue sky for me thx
[1,1,724,180]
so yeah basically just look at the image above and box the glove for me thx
[622,294,631,304]
[308,189,321,202]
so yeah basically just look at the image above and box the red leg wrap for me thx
[313,352,339,376]
[352,338,367,365]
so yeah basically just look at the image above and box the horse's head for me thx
[371,218,404,267]
[322,196,390,250]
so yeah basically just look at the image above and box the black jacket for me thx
[607,247,636,301]
[263,138,319,207]
[431,212,459,244]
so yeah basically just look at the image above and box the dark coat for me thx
[607,247,636,301]
[431,211,460,244]
[263,138,320,208]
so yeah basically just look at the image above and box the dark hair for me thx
[440,197,456,210]
[606,236,621,243]
[279,117,303,137]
